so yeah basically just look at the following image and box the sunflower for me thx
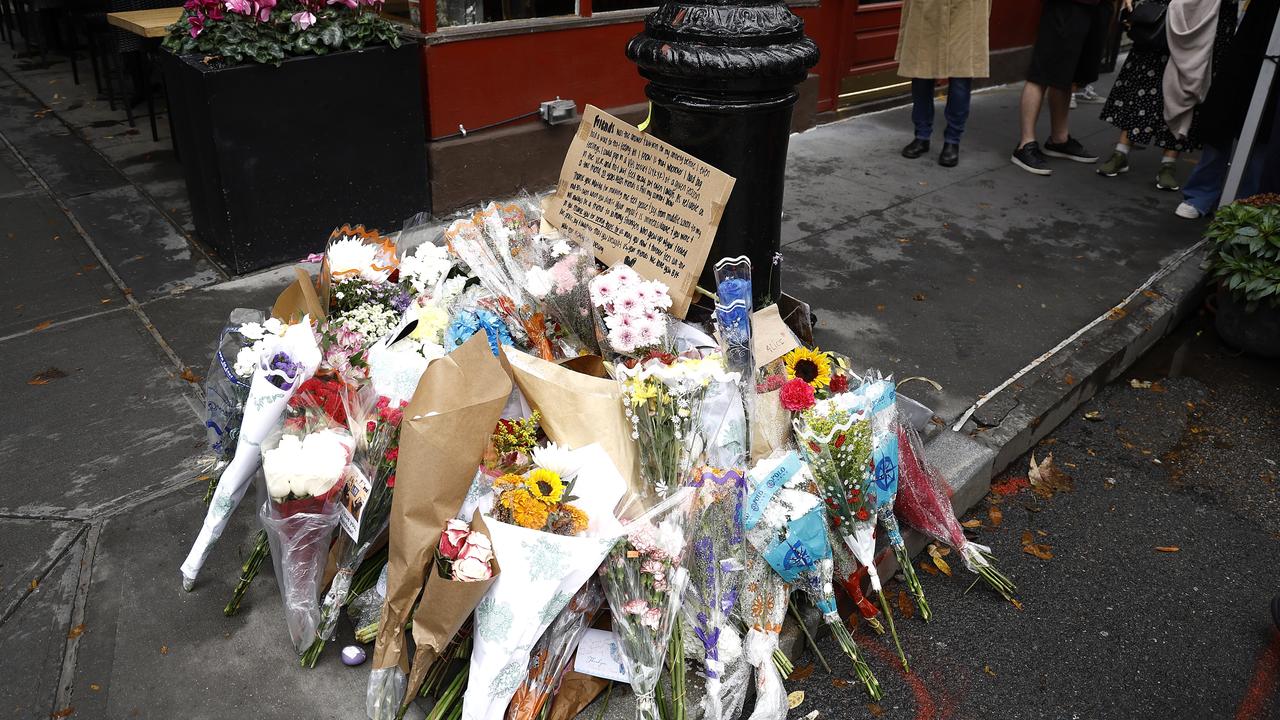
[784,347,833,389]
[526,468,566,504]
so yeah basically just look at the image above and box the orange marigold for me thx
[500,488,549,530]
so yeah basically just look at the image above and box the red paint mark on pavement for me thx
[1235,631,1280,720]
[859,634,954,720]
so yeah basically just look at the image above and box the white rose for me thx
[233,347,258,377]
[263,317,285,336]
[238,322,265,341]
[453,556,492,582]
[262,435,306,500]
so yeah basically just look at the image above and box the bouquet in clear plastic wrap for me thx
[505,580,605,720]
[896,420,1016,602]
[300,383,407,667]
[792,380,907,670]
[618,353,738,499]
[523,234,600,356]
[258,383,355,653]
[598,489,694,720]
[197,308,264,503]
[858,375,931,621]
[590,264,672,360]
[735,546,790,720]
[743,452,880,700]
[321,225,409,382]
[181,315,322,590]
[461,443,626,720]
[682,466,748,720]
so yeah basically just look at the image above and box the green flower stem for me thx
[788,603,831,675]
[223,530,269,617]
[663,616,686,720]
[876,590,908,673]
[772,648,794,676]
[893,544,932,622]
[826,617,881,702]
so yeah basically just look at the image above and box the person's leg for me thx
[1099,131,1132,175]
[911,78,935,140]
[1156,148,1181,191]
[1047,86,1072,144]
[943,77,972,145]
[1020,81,1047,147]
[1179,143,1229,216]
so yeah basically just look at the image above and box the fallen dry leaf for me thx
[1010,598,1024,611]
[867,704,885,717]
[51,708,74,719]
[919,561,938,576]
[1084,410,1102,421]
[1029,453,1073,498]
[33,320,53,332]
[928,545,953,576]
[89,683,101,692]
[788,663,815,681]
[29,579,39,591]
[787,691,805,709]
[1155,546,1181,553]
[1020,530,1034,546]
[159,645,169,655]
[1064,373,1075,386]
[912,293,927,301]
[28,367,68,385]
[1109,307,1128,320]
[1130,379,1153,389]
[179,368,202,384]
[988,506,1004,527]
[831,678,849,688]
[67,624,85,639]
[962,519,983,528]
[1023,543,1054,560]
[983,665,997,677]
[897,590,916,619]
[805,712,820,720]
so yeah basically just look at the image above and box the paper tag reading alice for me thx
[752,304,800,368]
[543,105,736,319]
[573,628,631,683]
[338,465,372,542]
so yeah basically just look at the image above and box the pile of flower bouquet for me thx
[181,198,1018,720]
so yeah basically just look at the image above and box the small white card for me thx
[572,628,631,683]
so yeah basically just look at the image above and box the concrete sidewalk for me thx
[0,46,1210,719]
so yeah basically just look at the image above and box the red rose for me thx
[856,508,870,521]
[385,447,399,463]
[386,474,396,489]
[779,378,816,412]
[830,374,848,393]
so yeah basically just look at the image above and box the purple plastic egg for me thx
[342,645,367,666]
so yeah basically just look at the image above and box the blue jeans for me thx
[911,77,972,145]
[1182,142,1270,215]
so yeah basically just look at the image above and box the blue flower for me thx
[445,309,513,356]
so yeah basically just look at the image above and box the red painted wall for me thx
[421,0,1038,140]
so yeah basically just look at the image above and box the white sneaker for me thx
[1075,84,1107,104]
[1069,95,1079,110]
[1175,202,1202,219]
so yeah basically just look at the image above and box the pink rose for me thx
[622,599,648,615]
[458,531,494,565]
[438,518,470,561]
[453,556,492,582]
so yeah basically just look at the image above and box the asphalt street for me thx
[784,309,1280,720]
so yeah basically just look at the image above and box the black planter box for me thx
[161,43,429,274]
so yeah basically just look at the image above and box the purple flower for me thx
[290,10,315,28]
[188,15,204,36]
[224,0,251,14]
[327,0,357,8]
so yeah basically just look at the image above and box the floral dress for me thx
[1100,0,1237,151]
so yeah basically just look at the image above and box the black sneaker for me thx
[1011,142,1052,176]
[1042,136,1099,163]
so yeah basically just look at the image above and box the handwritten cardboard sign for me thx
[752,304,800,368]
[544,105,736,318]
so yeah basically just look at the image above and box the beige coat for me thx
[895,0,992,79]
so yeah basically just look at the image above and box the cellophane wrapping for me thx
[598,489,694,720]
[199,308,264,497]
[504,580,605,720]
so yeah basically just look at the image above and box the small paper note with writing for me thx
[752,304,800,368]
[572,628,631,683]
[544,105,736,318]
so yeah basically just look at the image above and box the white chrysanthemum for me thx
[327,237,386,283]
[525,266,554,298]
[531,442,582,480]
[550,239,573,258]
[239,321,265,341]
[408,302,450,345]
[233,347,258,377]
[401,243,453,296]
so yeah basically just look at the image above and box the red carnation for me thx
[856,508,870,521]
[830,374,849,393]
[779,378,816,412]
[386,474,396,489]
[834,433,846,449]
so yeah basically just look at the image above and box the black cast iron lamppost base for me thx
[627,0,819,309]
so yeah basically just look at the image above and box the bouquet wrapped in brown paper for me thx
[506,350,641,500]
[366,334,513,720]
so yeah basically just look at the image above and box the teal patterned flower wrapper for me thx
[460,444,627,720]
